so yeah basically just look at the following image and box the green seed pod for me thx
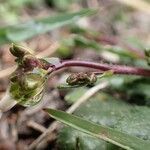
[9,68,48,107]
[22,74,39,90]
[9,43,33,58]
[66,73,79,85]
[8,44,51,107]
[66,72,97,86]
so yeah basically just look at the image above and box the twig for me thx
[67,81,108,113]
[28,81,108,149]
[10,122,18,142]
[27,120,47,133]
[52,60,150,77]
[0,42,59,79]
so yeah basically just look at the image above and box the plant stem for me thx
[50,60,150,77]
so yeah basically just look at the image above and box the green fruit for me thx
[9,68,47,107]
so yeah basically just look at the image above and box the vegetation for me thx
[0,0,150,149]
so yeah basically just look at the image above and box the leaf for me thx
[57,44,73,58]
[74,35,101,50]
[57,92,150,150]
[57,34,142,65]
[65,87,88,103]
[109,76,150,106]
[58,126,107,150]
[50,0,73,11]
[46,108,150,150]
[57,84,83,89]
[56,34,101,58]
[0,9,96,45]
[74,93,150,140]
[105,46,139,59]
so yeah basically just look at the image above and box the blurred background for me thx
[0,0,150,149]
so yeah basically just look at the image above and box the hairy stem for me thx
[50,60,150,77]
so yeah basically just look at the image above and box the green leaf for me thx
[58,126,107,150]
[57,44,73,58]
[45,108,150,150]
[58,91,150,150]
[65,87,88,103]
[0,9,96,45]
[109,76,150,106]
[74,35,101,50]
[74,93,150,140]
[57,83,83,89]
[50,0,73,11]
[105,46,139,59]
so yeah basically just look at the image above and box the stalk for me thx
[51,60,150,77]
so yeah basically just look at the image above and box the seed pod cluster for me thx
[10,70,47,106]
[9,44,49,106]
[66,72,97,86]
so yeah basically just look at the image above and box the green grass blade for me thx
[0,9,96,45]
[45,108,150,150]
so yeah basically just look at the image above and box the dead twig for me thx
[27,120,47,133]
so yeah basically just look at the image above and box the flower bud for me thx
[10,43,33,58]
[22,55,40,70]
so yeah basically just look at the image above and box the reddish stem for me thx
[51,60,150,77]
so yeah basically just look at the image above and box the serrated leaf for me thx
[0,9,96,45]
[45,108,150,150]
